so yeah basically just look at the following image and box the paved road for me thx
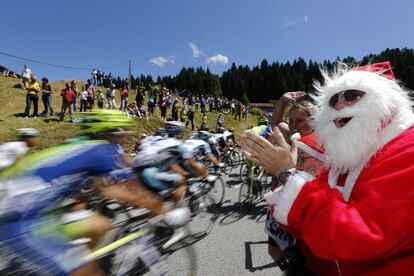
[170,166,283,276]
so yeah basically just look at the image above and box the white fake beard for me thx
[313,69,414,174]
[316,98,389,174]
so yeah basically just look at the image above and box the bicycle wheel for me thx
[239,162,247,182]
[207,175,225,206]
[111,238,198,276]
[230,150,241,167]
[238,182,252,215]
[186,194,218,237]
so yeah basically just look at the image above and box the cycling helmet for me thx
[197,130,212,141]
[228,127,235,132]
[217,127,225,134]
[78,110,135,135]
[16,128,39,138]
[140,133,147,139]
[199,123,209,131]
[258,116,270,126]
[154,128,166,136]
[165,121,186,136]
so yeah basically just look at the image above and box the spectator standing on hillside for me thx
[217,112,224,129]
[59,83,75,122]
[194,96,199,112]
[186,107,195,130]
[148,91,155,115]
[21,65,32,89]
[97,70,102,86]
[241,104,247,120]
[159,91,167,121]
[24,75,40,118]
[70,80,78,112]
[86,79,95,111]
[200,95,206,113]
[79,86,88,112]
[91,68,97,85]
[97,89,104,109]
[208,96,213,112]
[102,72,107,87]
[189,95,194,110]
[172,99,179,121]
[41,77,54,116]
[119,85,129,111]
[235,102,242,121]
[105,86,115,109]
[107,72,113,88]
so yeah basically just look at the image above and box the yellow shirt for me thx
[26,82,40,95]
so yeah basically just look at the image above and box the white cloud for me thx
[188,42,205,59]
[206,54,229,65]
[283,15,310,28]
[149,56,175,67]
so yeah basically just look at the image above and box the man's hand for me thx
[240,127,297,175]
[280,91,306,105]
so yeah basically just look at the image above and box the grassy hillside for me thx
[0,76,257,152]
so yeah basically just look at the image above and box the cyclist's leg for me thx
[95,177,165,215]
[0,218,103,276]
[60,209,112,249]
[142,166,184,204]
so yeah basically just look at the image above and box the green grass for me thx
[0,76,257,152]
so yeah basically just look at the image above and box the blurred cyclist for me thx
[0,110,138,275]
[0,128,39,171]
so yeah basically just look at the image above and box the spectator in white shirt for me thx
[21,64,32,89]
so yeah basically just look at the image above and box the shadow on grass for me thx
[13,112,26,117]
[43,118,61,123]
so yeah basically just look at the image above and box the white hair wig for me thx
[312,63,414,174]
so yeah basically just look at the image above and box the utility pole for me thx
[128,60,132,91]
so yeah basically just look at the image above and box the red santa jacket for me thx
[274,126,414,275]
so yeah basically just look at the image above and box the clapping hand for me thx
[240,127,297,175]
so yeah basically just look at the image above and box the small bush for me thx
[249,107,265,117]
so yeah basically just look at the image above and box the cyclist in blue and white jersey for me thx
[135,127,167,153]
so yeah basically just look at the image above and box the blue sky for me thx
[1,0,413,81]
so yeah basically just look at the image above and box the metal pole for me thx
[128,60,132,91]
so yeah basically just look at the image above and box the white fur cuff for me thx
[274,171,314,225]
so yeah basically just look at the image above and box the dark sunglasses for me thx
[329,90,365,107]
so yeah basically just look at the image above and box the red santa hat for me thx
[297,133,326,162]
[354,61,395,80]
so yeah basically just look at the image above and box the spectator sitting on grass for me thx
[127,102,139,117]
[202,111,207,125]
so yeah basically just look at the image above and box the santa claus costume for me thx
[272,61,414,275]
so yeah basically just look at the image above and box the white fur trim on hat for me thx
[274,170,315,225]
[297,141,326,162]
